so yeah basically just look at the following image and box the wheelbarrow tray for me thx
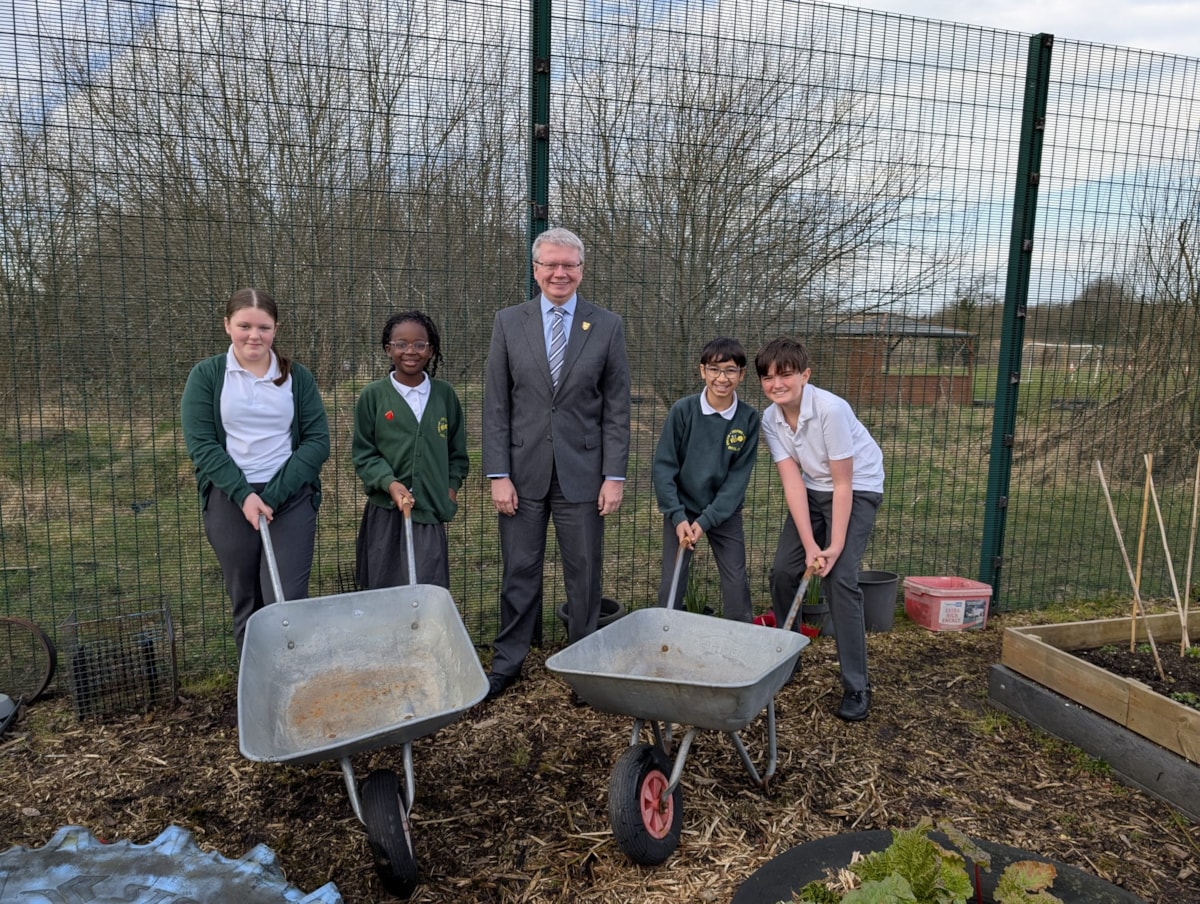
[546,608,807,733]
[238,584,486,766]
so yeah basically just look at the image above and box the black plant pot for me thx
[731,830,1144,904]
[555,597,625,630]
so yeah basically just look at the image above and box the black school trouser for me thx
[769,489,882,693]
[203,484,317,654]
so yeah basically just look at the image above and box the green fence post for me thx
[528,0,551,296]
[980,33,1054,605]
[526,0,552,645]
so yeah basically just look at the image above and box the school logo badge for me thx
[726,428,746,452]
[438,416,449,438]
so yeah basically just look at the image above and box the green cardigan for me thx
[181,354,330,511]
[352,376,469,525]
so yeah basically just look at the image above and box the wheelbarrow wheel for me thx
[361,768,419,898]
[608,742,683,865]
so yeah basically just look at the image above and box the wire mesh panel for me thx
[997,41,1200,606]
[549,2,1035,613]
[0,0,1197,679]
[60,601,176,721]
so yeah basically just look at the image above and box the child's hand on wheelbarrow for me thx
[388,481,415,511]
[675,521,702,549]
[781,557,825,633]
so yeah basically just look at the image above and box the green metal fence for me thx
[1,0,1197,677]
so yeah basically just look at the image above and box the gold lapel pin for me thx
[582,321,592,331]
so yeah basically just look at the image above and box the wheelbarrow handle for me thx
[781,560,823,633]
[401,500,418,587]
[665,542,688,611]
[258,515,287,605]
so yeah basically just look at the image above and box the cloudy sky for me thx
[838,0,1199,56]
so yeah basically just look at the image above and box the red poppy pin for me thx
[385,410,394,420]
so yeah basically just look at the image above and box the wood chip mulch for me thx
[1,612,1198,902]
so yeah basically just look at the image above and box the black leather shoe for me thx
[837,688,871,722]
[486,672,516,700]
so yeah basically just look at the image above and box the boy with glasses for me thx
[652,337,760,621]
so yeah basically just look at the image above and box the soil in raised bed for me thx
[1073,637,1200,706]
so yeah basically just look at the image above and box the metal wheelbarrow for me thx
[238,510,486,898]
[545,546,813,865]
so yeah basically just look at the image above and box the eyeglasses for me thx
[387,340,430,353]
[534,260,583,272]
[704,365,744,379]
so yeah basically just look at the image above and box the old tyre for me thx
[361,768,419,898]
[0,616,57,703]
[608,742,683,865]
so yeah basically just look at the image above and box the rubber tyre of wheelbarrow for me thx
[361,768,419,899]
[608,743,683,866]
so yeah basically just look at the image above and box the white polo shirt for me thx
[700,390,740,421]
[391,371,430,422]
[220,347,294,483]
[762,384,884,493]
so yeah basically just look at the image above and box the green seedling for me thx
[1169,691,1200,709]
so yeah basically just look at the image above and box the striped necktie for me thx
[548,307,566,387]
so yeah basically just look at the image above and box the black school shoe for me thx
[486,671,518,700]
[837,687,871,722]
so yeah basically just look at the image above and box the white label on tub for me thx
[939,600,966,626]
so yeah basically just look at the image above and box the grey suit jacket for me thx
[483,294,631,503]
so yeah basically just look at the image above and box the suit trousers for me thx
[491,470,603,678]
[657,511,752,621]
[769,489,881,693]
[203,484,317,655]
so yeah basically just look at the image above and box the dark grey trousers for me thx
[203,484,317,654]
[657,511,752,621]
[769,489,882,693]
[491,472,603,678]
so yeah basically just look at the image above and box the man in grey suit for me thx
[482,227,631,699]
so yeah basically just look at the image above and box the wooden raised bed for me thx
[990,610,1200,822]
[997,610,1199,765]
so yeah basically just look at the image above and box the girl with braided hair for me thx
[352,310,468,589]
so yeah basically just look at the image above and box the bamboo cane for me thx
[1095,460,1167,682]
[1132,453,1152,649]
[1183,453,1199,654]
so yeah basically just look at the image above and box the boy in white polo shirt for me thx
[755,337,884,721]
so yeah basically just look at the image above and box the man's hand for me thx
[491,477,519,516]
[598,479,624,516]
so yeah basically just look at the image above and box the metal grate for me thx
[60,601,176,721]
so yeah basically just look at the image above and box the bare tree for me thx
[554,26,942,401]
[0,0,526,396]
[1019,182,1200,478]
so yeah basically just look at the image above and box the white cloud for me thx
[837,0,1200,57]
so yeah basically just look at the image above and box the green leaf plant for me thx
[788,819,1062,904]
